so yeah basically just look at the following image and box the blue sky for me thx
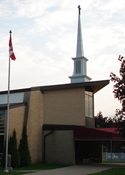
[0,0,125,117]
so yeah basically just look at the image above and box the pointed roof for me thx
[69,5,91,83]
[76,5,84,57]
[76,14,84,57]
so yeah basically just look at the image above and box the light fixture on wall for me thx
[42,90,46,94]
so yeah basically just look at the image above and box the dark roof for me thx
[74,126,125,141]
[0,80,109,95]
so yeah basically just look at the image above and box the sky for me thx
[0,0,125,117]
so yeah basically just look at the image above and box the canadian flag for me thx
[9,33,16,61]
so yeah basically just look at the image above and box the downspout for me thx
[43,130,53,162]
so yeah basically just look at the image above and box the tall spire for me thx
[76,5,84,57]
[69,5,91,83]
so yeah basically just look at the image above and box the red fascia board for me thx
[74,126,124,141]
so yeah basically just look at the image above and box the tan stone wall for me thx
[43,87,85,126]
[27,90,43,163]
[44,130,75,165]
[8,106,25,147]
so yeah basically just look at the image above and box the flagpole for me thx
[4,30,11,172]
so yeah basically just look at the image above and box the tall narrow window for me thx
[85,91,93,118]
[76,60,81,74]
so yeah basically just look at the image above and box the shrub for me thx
[1,129,20,168]
[8,129,20,168]
[19,125,31,167]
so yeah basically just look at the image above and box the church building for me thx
[0,6,111,165]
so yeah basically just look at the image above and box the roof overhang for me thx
[43,124,124,141]
[40,80,109,94]
[0,80,109,95]
[74,126,125,141]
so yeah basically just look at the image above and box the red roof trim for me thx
[74,126,124,141]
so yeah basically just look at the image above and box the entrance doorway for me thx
[75,141,102,164]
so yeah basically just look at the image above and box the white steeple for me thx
[76,8,84,57]
[69,5,91,83]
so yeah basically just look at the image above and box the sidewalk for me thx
[23,164,111,175]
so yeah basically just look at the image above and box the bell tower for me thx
[69,5,91,83]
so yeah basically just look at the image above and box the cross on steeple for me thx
[78,5,81,15]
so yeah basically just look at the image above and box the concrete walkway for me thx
[23,164,112,175]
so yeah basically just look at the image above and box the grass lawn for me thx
[104,161,125,163]
[0,167,31,175]
[0,164,67,175]
[88,168,125,175]
[14,163,67,170]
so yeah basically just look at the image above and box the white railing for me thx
[103,152,125,162]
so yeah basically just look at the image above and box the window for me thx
[85,91,93,118]
[76,60,81,74]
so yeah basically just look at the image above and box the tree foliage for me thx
[1,130,20,168]
[95,111,115,128]
[19,125,31,167]
[8,129,20,168]
[1,126,31,168]
[110,55,125,137]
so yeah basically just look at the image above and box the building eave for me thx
[0,87,31,95]
[0,80,109,95]
[40,80,109,94]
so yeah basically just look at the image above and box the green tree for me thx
[95,111,106,128]
[8,129,20,168]
[19,125,31,167]
[110,55,125,137]
[95,111,114,128]
[1,130,20,168]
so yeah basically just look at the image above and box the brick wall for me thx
[9,106,25,146]
[27,90,43,163]
[43,87,85,126]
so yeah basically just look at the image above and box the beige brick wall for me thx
[27,90,43,163]
[44,130,75,165]
[43,87,85,126]
[8,106,25,147]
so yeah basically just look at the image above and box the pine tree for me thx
[95,112,115,128]
[8,129,20,168]
[1,130,20,168]
[19,125,31,167]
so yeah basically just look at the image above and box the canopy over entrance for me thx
[74,126,125,141]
